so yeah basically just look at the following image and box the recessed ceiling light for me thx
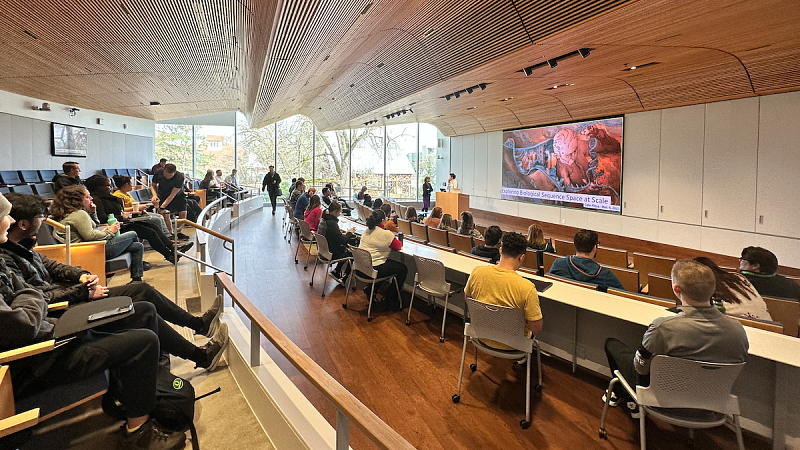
[423,28,435,38]
[360,3,372,15]
[501,97,513,102]
[376,63,384,68]
[466,106,477,110]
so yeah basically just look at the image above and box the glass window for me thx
[236,112,275,189]
[277,115,314,193]
[386,123,418,200]
[315,129,350,198]
[195,125,236,181]
[350,127,385,198]
[419,123,448,199]
[155,124,193,176]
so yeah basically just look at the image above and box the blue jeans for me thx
[105,231,144,279]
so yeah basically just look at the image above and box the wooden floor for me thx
[219,209,771,450]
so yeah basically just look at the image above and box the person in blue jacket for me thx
[548,229,625,292]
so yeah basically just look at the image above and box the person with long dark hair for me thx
[693,257,772,320]
[423,206,443,228]
[421,176,433,212]
[457,211,482,239]
[358,209,408,309]
[304,194,323,231]
[405,206,420,223]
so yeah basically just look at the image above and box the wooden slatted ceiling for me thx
[0,0,798,135]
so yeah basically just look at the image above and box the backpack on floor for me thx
[103,366,215,450]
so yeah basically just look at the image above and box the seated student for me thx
[358,209,407,310]
[51,185,147,283]
[355,185,367,201]
[471,225,502,264]
[326,183,352,211]
[0,193,224,449]
[288,177,298,195]
[423,206,443,228]
[457,211,483,239]
[372,198,383,210]
[603,259,749,417]
[548,229,625,292]
[405,206,420,223]
[362,193,373,208]
[694,257,772,320]
[317,202,357,279]
[739,246,800,302]
[289,181,305,212]
[321,187,334,208]
[52,161,83,193]
[303,194,323,231]
[111,174,172,235]
[199,170,221,202]
[527,223,555,269]
[380,204,399,232]
[86,176,192,264]
[437,213,457,233]
[294,186,315,220]
[465,231,544,349]
[1,193,224,341]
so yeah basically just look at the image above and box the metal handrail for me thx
[214,273,415,450]
[44,219,71,265]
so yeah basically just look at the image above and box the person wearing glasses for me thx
[548,229,625,292]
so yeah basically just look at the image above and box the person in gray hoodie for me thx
[548,229,625,292]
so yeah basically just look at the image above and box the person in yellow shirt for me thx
[464,231,543,349]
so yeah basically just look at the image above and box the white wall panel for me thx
[621,110,661,219]
[657,220,702,249]
[754,234,800,271]
[756,91,800,238]
[702,97,758,231]
[30,120,49,169]
[561,208,589,229]
[619,216,658,242]
[486,131,503,199]
[589,212,623,236]
[10,115,33,168]
[472,132,488,197]
[700,227,756,259]
[658,105,705,225]
[449,137,462,193]
[518,202,561,225]
[460,134,474,195]
[497,199,519,217]
[0,114,11,165]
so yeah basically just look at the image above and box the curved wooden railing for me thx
[44,218,71,264]
[215,273,415,450]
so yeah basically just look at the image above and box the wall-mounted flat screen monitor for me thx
[501,116,623,213]
[52,123,88,157]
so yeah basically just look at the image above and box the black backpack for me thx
[103,366,218,450]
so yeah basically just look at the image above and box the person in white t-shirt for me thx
[447,173,459,192]
[357,209,408,310]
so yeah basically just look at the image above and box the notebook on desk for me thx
[528,278,553,293]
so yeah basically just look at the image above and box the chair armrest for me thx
[612,369,638,403]
[0,340,55,365]
[48,301,69,311]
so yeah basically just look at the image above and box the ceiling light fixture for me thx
[466,87,473,94]
[519,47,592,76]
[466,106,477,110]
[445,94,451,101]
[501,97,513,102]
[32,102,50,111]
[623,61,658,71]
[454,92,460,99]
[523,67,534,76]
[422,28,435,38]
[547,59,558,68]
[479,83,487,90]
[578,48,591,58]
[69,108,80,117]
[360,2,372,15]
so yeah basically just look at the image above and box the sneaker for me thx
[197,294,223,337]
[142,261,152,271]
[627,401,641,419]
[119,419,186,450]
[196,323,229,371]
[178,242,194,254]
[177,232,190,241]
[601,390,619,407]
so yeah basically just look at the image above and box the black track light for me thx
[466,87,474,94]
[454,92,460,99]
[578,48,590,58]
[445,94,451,101]
[523,67,533,76]
[547,59,558,68]
[408,109,413,113]
[479,83,486,90]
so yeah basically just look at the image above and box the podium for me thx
[436,192,469,218]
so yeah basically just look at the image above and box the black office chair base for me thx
[367,317,373,322]
[469,363,477,372]
[598,428,608,439]
[439,337,445,343]
[451,394,460,404]
[405,320,410,326]
[520,419,531,429]
[342,303,347,309]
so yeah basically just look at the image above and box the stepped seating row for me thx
[0,170,58,186]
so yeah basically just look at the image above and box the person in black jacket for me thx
[421,176,433,212]
[85,175,192,263]
[261,165,282,215]
[317,202,357,279]
[471,225,502,264]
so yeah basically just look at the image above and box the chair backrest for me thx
[542,252,559,274]
[102,169,117,177]
[457,250,491,263]
[521,248,539,271]
[545,273,599,290]
[427,227,449,246]
[427,242,456,253]
[410,222,428,241]
[314,233,333,261]
[0,171,22,185]
[349,246,377,279]
[18,170,41,183]
[729,314,784,334]
[448,233,473,253]
[762,296,800,337]
[475,224,487,236]
[9,184,34,195]
[595,245,629,268]
[633,252,676,288]
[298,220,314,240]
[32,183,55,199]
[464,297,532,352]
[0,187,9,195]
[647,273,678,302]
[553,238,575,256]
[637,355,744,415]
[413,255,450,295]
[601,264,640,293]
[473,236,485,248]
[36,220,59,245]
[397,218,412,235]
[782,274,800,288]
[117,169,131,177]
[38,170,58,182]
[608,288,675,308]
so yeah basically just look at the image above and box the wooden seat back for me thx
[448,233,473,253]
[410,222,428,241]
[601,265,640,293]
[608,288,675,308]
[596,245,629,268]
[397,218,412,235]
[646,273,679,302]
[427,227,449,246]
[521,248,540,272]
[35,241,107,281]
[730,315,784,335]
[475,224,487,236]
[553,238,575,256]
[427,242,456,253]
[542,252,559,274]
[545,273,599,290]
[633,252,676,288]
[457,250,491,263]
[762,296,800,337]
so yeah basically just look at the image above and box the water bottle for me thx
[397,232,404,244]
[107,216,121,236]
[712,297,726,314]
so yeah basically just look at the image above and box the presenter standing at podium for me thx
[447,173,459,193]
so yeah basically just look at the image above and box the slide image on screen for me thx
[501,117,623,213]
[52,123,88,157]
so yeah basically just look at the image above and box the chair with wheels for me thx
[599,355,746,450]
[294,220,316,269]
[407,255,464,342]
[452,297,542,429]
[309,233,352,297]
[343,246,402,322]
[285,209,299,244]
